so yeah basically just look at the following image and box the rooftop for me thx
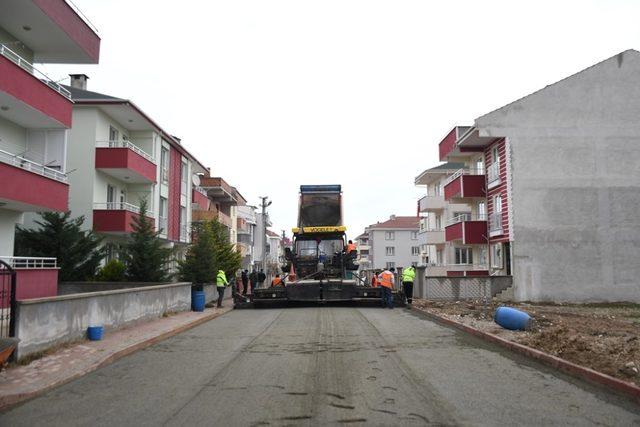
[368,216,419,230]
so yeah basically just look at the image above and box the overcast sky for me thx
[44,0,639,237]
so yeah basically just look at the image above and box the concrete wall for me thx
[15,282,192,359]
[414,274,512,300]
[58,281,168,295]
[476,49,640,302]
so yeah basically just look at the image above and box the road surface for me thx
[1,306,639,425]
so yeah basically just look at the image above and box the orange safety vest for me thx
[346,243,357,253]
[271,277,283,287]
[378,271,394,289]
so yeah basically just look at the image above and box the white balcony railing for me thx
[418,195,445,212]
[444,168,485,186]
[180,224,188,242]
[0,148,68,183]
[0,256,57,269]
[489,212,503,233]
[0,44,73,100]
[93,202,141,213]
[96,140,156,164]
[446,213,487,226]
[487,162,500,186]
[194,185,207,196]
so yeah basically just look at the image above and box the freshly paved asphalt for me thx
[1,306,639,426]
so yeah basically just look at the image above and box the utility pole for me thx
[259,196,271,274]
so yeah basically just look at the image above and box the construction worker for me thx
[216,269,229,308]
[377,267,395,309]
[346,240,357,254]
[271,274,283,287]
[401,265,416,308]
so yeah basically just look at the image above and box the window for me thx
[105,243,120,261]
[109,126,119,144]
[494,195,503,214]
[386,262,395,270]
[492,146,500,164]
[385,231,395,240]
[411,231,418,240]
[411,246,420,256]
[434,184,442,196]
[479,247,488,266]
[180,161,188,195]
[385,246,395,256]
[161,147,169,183]
[478,201,486,219]
[435,214,442,230]
[107,184,115,204]
[491,243,503,268]
[159,197,168,234]
[475,158,484,174]
[436,249,443,266]
[180,207,187,241]
[454,247,473,265]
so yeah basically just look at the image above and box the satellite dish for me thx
[192,174,201,186]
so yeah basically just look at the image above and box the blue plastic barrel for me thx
[494,306,532,331]
[192,290,205,312]
[87,326,104,341]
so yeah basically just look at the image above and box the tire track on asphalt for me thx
[162,308,286,425]
[354,308,463,425]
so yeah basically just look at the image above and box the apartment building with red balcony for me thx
[415,163,488,277]
[63,78,207,264]
[420,50,640,302]
[0,0,100,293]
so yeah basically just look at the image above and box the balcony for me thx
[0,149,68,212]
[445,214,488,245]
[418,195,445,212]
[192,209,218,223]
[192,186,209,210]
[200,177,237,204]
[423,229,445,245]
[446,264,490,277]
[95,141,157,183]
[438,126,473,161]
[444,169,486,201]
[489,212,504,237]
[0,44,72,127]
[93,202,154,234]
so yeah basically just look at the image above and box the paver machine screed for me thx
[250,185,405,307]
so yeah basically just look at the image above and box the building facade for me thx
[364,215,420,270]
[237,204,257,270]
[423,49,640,302]
[0,0,100,259]
[63,79,206,263]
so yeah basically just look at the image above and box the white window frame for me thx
[386,262,395,270]
[411,246,420,256]
[492,146,500,164]
[436,249,443,266]
[454,247,473,265]
[410,231,418,240]
[161,147,169,183]
[109,126,119,143]
[491,243,503,268]
[385,246,395,256]
[385,231,395,241]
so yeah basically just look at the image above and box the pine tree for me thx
[209,219,242,279]
[178,221,216,285]
[122,199,173,282]
[15,212,104,282]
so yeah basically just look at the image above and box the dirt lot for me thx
[413,299,640,386]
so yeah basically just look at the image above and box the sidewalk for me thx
[0,306,231,410]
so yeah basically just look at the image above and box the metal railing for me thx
[444,168,485,186]
[446,213,487,226]
[93,201,141,213]
[487,162,500,185]
[0,44,72,100]
[489,212,503,232]
[193,185,207,196]
[0,256,57,269]
[0,148,68,183]
[96,140,156,164]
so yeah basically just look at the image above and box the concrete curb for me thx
[414,307,640,404]
[0,307,231,411]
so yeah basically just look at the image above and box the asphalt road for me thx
[2,306,639,426]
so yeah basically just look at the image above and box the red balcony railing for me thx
[444,169,486,201]
[445,214,488,245]
[95,141,157,183]
[93,202,154,234]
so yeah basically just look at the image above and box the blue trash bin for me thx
[494,306,533,331]
[87,326,104,341]
[192,290,205,312]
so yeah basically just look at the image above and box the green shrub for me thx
[95,259,126,282]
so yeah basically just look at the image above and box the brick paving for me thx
[0,306,231,410]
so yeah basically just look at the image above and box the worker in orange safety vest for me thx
[271,274,284,287]
[377,267,395,309]
[346,240,357,253]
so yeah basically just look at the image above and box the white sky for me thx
[43,0,640,237]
